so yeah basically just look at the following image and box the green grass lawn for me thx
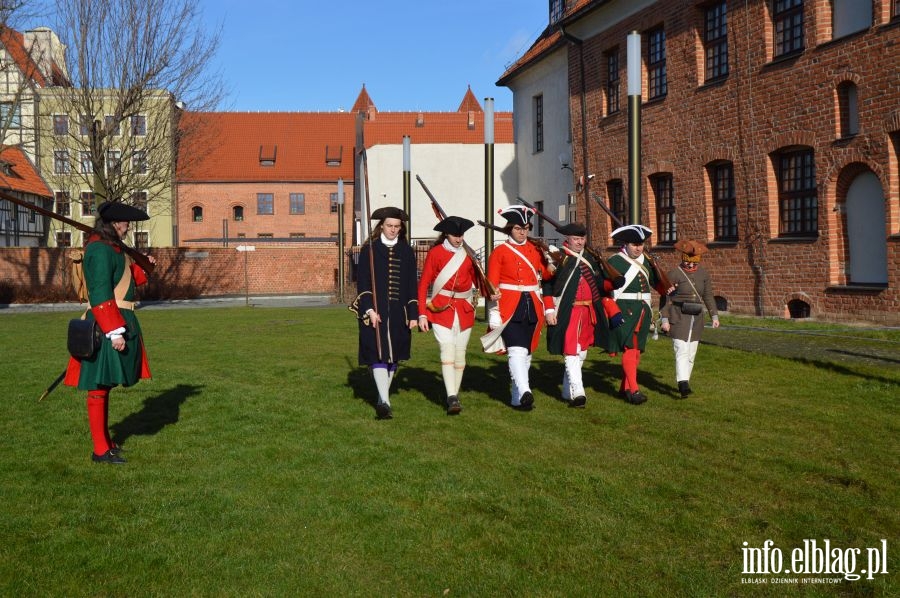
[0,307,897,597]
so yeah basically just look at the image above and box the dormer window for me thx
[259,144,277,166]
[0,160,12,176]
[325,145,342,167]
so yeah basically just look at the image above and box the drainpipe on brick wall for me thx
[559,25,592,244]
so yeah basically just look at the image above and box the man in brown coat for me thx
[659,239,720,398]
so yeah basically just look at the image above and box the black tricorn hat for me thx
[611,224,653,244]
[498,205,534,227]
[433,216,474,236]
[371,206,408,222]
[98,201,150,222]
[556,222,587,237]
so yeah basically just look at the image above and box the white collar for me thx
[381,233,398,247]
[442,238,462,252]
[508,237,527,246]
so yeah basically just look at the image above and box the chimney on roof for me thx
[416,112,424,127]
[24,27,69,83]
[467,111,475,129]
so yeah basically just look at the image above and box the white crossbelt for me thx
[617,292,652,301]
[437,289,474,299]
[498,283,540,292]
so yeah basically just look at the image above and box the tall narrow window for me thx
[56,231,72,247]
[549,0,564,25]
[832,0,871,39]
[608,180,627,227]
[651,174,676,244]
[647,27,667,100]
[132,150,147,174]
[533,94,544,153]
[894,0,900,19]
[290,193,305,215]
[1,102,21,128]
[192,206,203,222]
[79,115,92,136]
[777,148,817,236]
[704,2,728,82]
[837,82,859,138]
[257,193,274,215]
[106,150,121,175]
[54,191,70,216]
[131,192,148,212]
[130,115,147,136]
[80,192,95,217]
[233,206,244,221]
[605,48,620,114]
[773,0,804,58]
[53,115,69,135]
[80,151,92,174]
[329,192,339,214]
[104,115,120,136]
[54,150,70,174]
[710,162,738,241]
[134,231,149,250]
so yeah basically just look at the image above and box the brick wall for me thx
[0,245,350,303]
[567,0,900,325]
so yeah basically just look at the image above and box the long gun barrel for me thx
[415,175,498,299]
[591,195,673,290]
[516,196,625,287]
[0,190,156,275]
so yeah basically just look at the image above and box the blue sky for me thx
[198,0,549,113]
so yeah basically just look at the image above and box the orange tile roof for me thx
[457,86,482,112]
[177,91,513,183]
[177,111,358,182]
[0,28,47,87]
[0,145,53,197]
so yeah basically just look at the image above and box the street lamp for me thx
[627,31,642,226]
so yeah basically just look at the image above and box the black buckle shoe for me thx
[569,396,587,408]
[446,396,462,415]
[677,381,691,399]
[624,390,647,405]
[375,402,393,420]
[92,450,126,464]
[514,391,534,411]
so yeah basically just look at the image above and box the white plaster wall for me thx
[365,142,516,250]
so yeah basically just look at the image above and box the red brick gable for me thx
[351,84,376,114]
[0,145,52,197]
[457,86,482,112]
[363,110,513,146]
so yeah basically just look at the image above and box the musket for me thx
[475,217,561,265]
[0,190,156,275]
[359,148,382,360]
[591,195,674,291]
[516,196,625,288]
[415,175,498,306]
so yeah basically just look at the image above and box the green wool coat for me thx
[74,241,146,390]
[546,252,611,356]
[601,252,661,354]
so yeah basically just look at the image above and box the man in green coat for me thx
[546,223,624,407]
[604,225,674,405]
[64,201,155,464]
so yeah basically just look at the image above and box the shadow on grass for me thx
[111,383,202,446]
[532,353,679,404]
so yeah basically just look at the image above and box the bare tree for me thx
[41,0,223,227]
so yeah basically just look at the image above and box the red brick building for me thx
[505,0,900,323]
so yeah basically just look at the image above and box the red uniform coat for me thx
[417,243,477,330]
[487,240,555,352]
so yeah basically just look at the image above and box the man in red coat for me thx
[481,205,555,410]
[417,216,496,414]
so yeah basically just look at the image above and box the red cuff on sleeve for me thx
[602,279,615,293]
[91,299,126,333]
[131,263,148,286]
[602,297,622,319]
